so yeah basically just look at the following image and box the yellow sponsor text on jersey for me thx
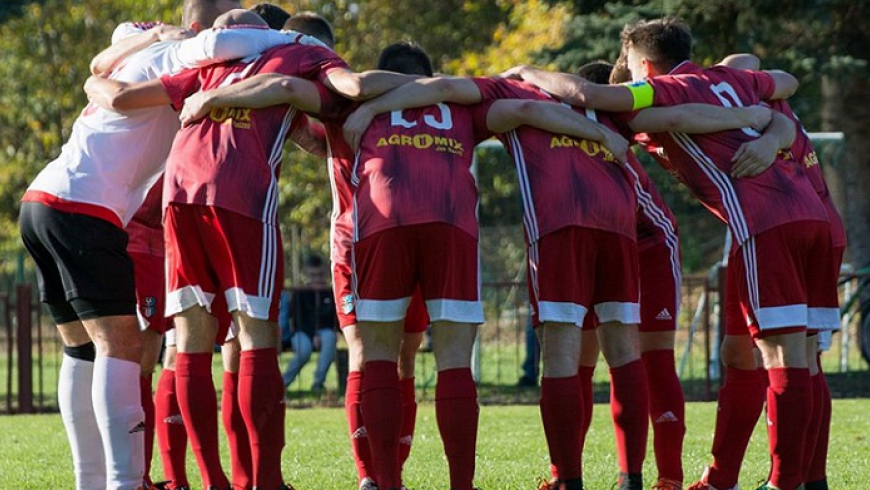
[804,151,820,169]
[549,135,617,163]
[209,107,253,129]
[376,133,464,156]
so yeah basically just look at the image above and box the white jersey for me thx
[26,24,314,226]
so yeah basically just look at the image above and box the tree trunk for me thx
[828,74,870,269]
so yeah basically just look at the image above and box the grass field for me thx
[2,399,869,489]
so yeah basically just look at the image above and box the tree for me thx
[0,0,179,266]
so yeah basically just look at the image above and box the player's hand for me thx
[343,105,376,151]
[601,129,630,165]
[180,92,212,126]
[745,105,773,132]
[499,65,528,80]
[731,136,777,178]
[155,25,194,42]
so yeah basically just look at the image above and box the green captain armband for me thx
[624,80,654,110]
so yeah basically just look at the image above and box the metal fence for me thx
[3,269,869,413]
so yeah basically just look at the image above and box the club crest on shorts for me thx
[144,296,157,318]
[342,294,355,314]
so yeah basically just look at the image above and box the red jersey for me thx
[769,100,846,248]
[624,157,679,251]
[127,177,164,257]
[632,61,828,245]
[351,103,493,241]
[473,77,637,242]
[160,43,348,224]
[324,122,356,266]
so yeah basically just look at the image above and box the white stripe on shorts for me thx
[536,301,588,327]
[357,297,412,323]
[754,304,808,330]
[808,307,841,331]
[594,301,641,325]
[225,287,273,321]
[425,299,485,324]
[165,285,215,316]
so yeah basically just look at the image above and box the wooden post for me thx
[16,284,33,414]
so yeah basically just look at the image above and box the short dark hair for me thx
[576,61,614,85]
[249,3,291,30]
[621,17,692,72]
[377,42,433,77]
[283,13,335,48]
[183,0,241,29]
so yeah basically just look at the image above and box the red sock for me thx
[767,367,812,490]
[222,371,253,489]
[706,367,765,489]
[238,348,285,490]
[436,368,478,490]
[642,349,685,483]
[807,358,831,483]
[140,374,155,485]
[154,368,189,488]
[398,377,417,473]
[609,359,649,474]
[361,361,402,489]
[578,366,595,443]
[540,375,583,481]
[550,365,595,481]
[346,371,374,484]
[801,371,823,483]
[175,352,229,489]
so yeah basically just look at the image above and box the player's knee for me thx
[720,335,758,370]
[63,341,96,362]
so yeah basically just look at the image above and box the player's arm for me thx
[630,104,772,134]
[179,74,322,126]
[84,77,171,111]
[731,111,796,178]
[288,117,327,158]
[718,53,761,70]
[485,99,629,163]
[500,65,638,112]
[343,77,484,150]
[718,54,797,100]
[90,25,192,76]
[322,68,420,102]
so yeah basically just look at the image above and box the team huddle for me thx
[18,1,843,490]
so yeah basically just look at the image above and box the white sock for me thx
[59,354,107,490]
[92,356,145,490]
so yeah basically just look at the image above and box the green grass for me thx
[2,399,869,489]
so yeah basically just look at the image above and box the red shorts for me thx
[165,204,282,328]
[728,220,836,338]
[332,262,430,332]
[130,251,172,334]
[352,223,482,324]
[725,261,749,336]
[529,226,639,327]
[638,240,681,332]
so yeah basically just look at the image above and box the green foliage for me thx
[0,0,179,268]
[267,0,508,70]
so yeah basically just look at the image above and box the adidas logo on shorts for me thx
[656,308,673,321]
